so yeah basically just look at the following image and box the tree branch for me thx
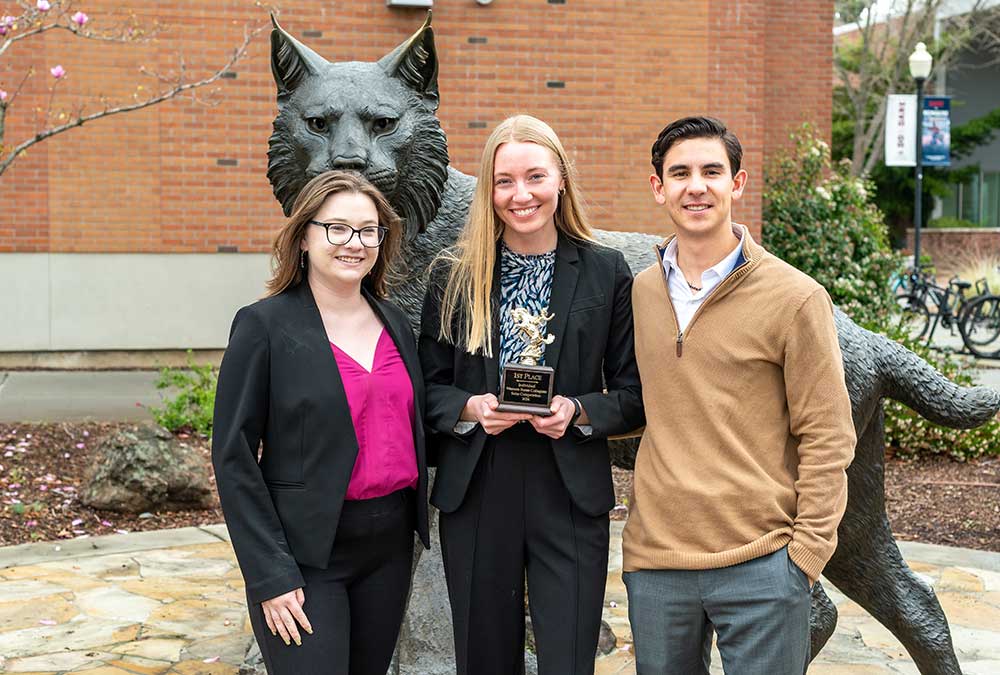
[0,22,265,177]
[0,9,157,60]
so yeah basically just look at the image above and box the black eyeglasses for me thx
[309,221,387,248]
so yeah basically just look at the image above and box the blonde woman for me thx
[213,171,429,675]
[419,115,644,674]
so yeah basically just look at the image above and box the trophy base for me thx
[495,401,554,416]
[497,363,555,417]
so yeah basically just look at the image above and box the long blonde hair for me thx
[266,171,402,298]
[435,115,594,356]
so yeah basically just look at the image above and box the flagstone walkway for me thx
[1,523,998,674]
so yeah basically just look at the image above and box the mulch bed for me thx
[611,458,1000,553]
[1,422,997,552]
[0,422,222,547]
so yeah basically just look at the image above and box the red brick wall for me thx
[905,228,1000,276]
[0,0,833,253]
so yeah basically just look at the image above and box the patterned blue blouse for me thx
[498,241,556,375]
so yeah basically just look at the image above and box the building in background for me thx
[0,0,833,355]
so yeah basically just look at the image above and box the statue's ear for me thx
[377,11,439,112]
[270,14,329,97]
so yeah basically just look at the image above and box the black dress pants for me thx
[440,424,610,675]
[247,488,416,675]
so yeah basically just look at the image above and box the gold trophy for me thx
[497,307,556,416]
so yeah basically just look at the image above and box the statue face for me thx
[278,62,424,198]
[267,18,449,240]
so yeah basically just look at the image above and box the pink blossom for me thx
[50,65,65,79]
[71,11,88,26]
[1,16,15,36]
[37,0,51,11]
[75,443,84,449]
[71,518,83,526]
[0,90,7,103]
[25,520,37,527]
[100,519,112,527]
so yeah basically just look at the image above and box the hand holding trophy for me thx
[497,307,556,416]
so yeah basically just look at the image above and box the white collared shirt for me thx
[662,225,744,332]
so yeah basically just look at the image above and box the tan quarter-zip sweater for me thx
[623,227,856,583]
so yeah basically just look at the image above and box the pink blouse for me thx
[332,329,418,500]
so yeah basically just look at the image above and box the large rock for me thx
[81,424,214,512]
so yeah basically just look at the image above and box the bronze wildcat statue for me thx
[264,14,998,674]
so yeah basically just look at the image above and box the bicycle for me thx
[895,273,994,348]
[959,291,1000,358]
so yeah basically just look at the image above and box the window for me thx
[983,172,1000,229]
[939,170,1000,228]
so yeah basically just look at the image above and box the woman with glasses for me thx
[212,170,429,675]
[419,115,644,674]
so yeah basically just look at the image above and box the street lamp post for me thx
[909,42,933,270]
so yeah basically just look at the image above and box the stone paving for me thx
[1,522,998,674]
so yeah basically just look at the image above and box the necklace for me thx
[687,280,702,292]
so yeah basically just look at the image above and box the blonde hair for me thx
[435,115,594,356]
[266,171,402,298]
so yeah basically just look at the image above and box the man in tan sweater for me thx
[624,116,856,674]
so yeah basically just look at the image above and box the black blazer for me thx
[419,235,644,517]
[212,281,429,606]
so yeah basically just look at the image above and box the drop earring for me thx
[299,250,306,270]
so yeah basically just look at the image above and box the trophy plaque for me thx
[497,307,556,416]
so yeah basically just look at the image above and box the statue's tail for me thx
[879,337,1000,428]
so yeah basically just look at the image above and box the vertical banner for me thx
[922,96,951,166]
[885,94,916,167]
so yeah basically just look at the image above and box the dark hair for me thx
[266,171,403,299]
[651,116,743,179]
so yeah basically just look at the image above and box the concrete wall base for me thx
[0,253,270,351]
[0,350,225,371]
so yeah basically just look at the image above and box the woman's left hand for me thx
[529,395,577,439]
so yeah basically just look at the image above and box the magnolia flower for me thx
[0,15,14,35]
[71,11,88,26]
[0,90,7,103]
[50,65,65,79]
[37,0,51,11]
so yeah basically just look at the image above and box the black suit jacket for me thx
[212,281,429,605]
[419,235,644,516]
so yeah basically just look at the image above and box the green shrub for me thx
[149,352,218,437]
[763,125,1000,459]
[928,216,979,229]
[762,125,900,332]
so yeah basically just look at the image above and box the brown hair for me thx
[265,170,403,298]
[651,116,743,179]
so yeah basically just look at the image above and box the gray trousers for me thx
[623,547,811,675]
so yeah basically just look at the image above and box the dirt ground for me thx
[1,422,997,552]
[609,459,999,552]
[0,422,222,546]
